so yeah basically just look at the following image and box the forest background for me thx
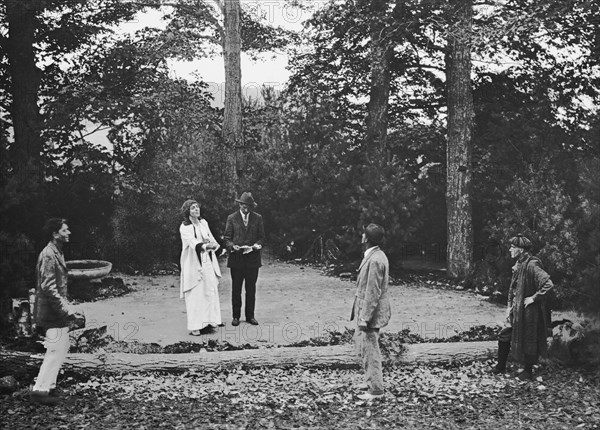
[0,0,598,326]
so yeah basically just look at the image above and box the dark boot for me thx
[517,359,535,381]
[491,341,511,374]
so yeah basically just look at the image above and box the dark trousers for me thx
[230,267,259,319]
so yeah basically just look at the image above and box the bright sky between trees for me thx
[117,1,321,107]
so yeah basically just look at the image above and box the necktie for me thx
[243,214,248,227]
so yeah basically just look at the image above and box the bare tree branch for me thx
[406,64,446,73]
[127,0,224,36]
[78,125,112,141]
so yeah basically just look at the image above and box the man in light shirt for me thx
[350,223,391,401]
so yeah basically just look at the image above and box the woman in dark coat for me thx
[492,234,554,380]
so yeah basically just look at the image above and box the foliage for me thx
[1,363,599,428]
[550,319,600,367]
[157,0,299,60]
[0,0,140,114]
[475,169,579,311]
[574,157,600,318]
[0,0,598,322]
[70,326,260,354]
[487,170,579,277]
[0,232,35,302]
[381,325,501,345]
[0,0,142,300]
[69,277,133,303]
[241,85,436,262]
[350,163,421,260]
[243,92,362,254]
[39,23,233,270]
[287,0,446,131]
[0,0,295,295]
[461,0,599,309]
[106,74,232,270]
[285,327,355,348]
[285,0,598,275]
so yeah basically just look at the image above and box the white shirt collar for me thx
[364,246,378,258]
[240,210,248,219]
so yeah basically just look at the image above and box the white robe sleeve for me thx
[179,224,203,298]
[199,220,222,278]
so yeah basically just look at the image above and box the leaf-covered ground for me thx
[2,360,598,429]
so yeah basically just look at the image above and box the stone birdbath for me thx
[67,260,113,302]
[66,260,113,280]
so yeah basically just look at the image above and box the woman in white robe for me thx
[179,199,222,335]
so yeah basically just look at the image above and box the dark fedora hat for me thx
[236,192,257,207]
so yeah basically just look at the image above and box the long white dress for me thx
[179,220,222,331]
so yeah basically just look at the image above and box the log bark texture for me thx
[0,341,496,374]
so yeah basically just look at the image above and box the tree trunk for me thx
[4,0,43,180]
[364,0,393,165]
[0,341,496,374]
[445,0,474,280]
[222,0,243,185]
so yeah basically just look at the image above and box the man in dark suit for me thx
[223,192,265,326]
[350,223,391,401]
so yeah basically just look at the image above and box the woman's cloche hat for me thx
[509,233,532,250]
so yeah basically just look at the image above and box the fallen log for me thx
[0,341,496,374]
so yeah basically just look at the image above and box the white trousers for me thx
[33,327,70,392]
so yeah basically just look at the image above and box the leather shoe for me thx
[246,318,259,325]
[199,326,215,335]
[357,392,384,401]
[490,365,506,375]
[354,382,369,391]
[517,370,533,381]
[232,318,240,326]
[30,390,61,406]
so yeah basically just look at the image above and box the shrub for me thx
[481,167,580,310]
[573,158,600,318]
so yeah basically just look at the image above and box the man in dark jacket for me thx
[30,218,79,405]
[492,234,554,380]
[223,192,265,326]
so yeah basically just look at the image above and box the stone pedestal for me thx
[10,294,34,337]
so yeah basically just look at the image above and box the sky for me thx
[85,1,318,147]
[84,1,597,148]
[117,1,320,105]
